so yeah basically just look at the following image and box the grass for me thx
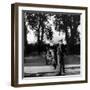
[24,54,80,66]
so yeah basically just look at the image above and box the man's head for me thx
[60,40,63,44]
[58,39,63,45]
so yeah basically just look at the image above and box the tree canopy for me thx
[23,11,81,54]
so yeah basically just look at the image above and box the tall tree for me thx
[54,13,80,54]
[68,14,80,54]
[24,12,54,54]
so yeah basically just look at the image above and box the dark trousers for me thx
[59,57,65,74]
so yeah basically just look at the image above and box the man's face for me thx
[58,42,61,45]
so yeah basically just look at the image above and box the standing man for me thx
[58,40,65,75]
[53,44,58,69]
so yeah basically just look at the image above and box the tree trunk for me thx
[65,27,70,54]
[24,21,28,56]
[69,24,78,54]
[41,26,44,42]
[37,18,42,55]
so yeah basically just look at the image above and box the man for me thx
[53,44,58,69]
[58,40,65,75]
[46,44,57,69]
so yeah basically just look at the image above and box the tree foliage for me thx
[24,11,81,54]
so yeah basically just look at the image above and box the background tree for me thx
[67,14,80,54]
[54,13,80,54]
[24,11,81,54]
[24,12,54,54]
